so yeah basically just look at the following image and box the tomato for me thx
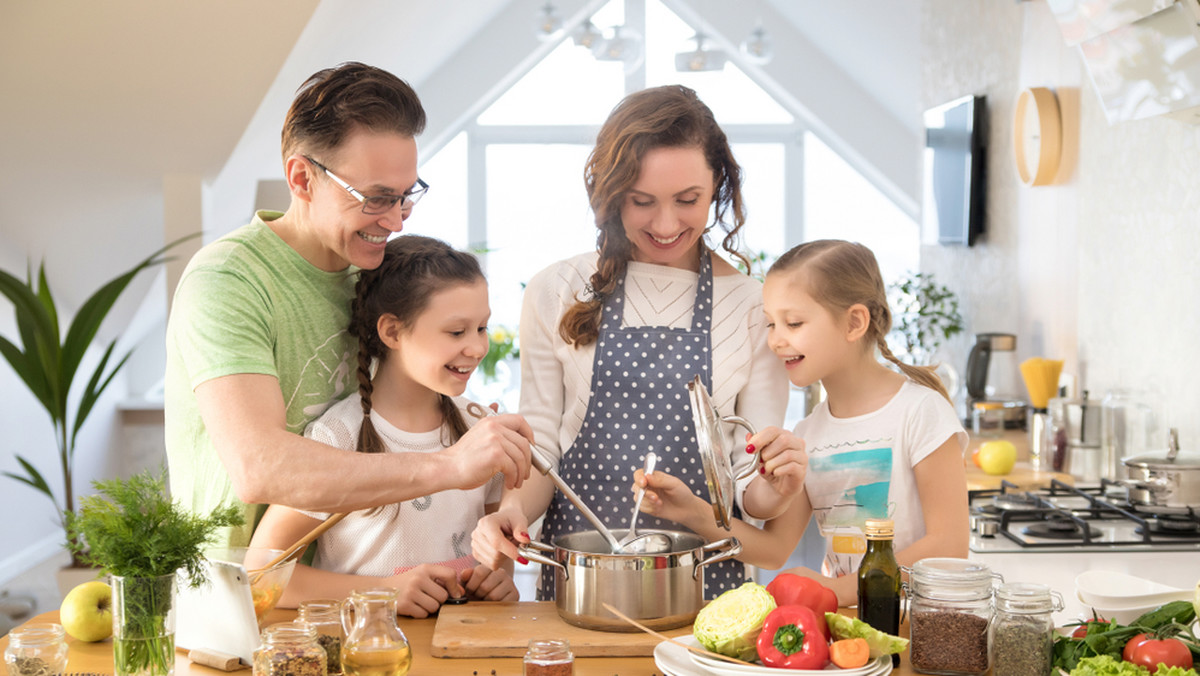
[1124,635,1194,670]
[1071,619,1109,638]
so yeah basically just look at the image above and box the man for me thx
[165,62,532,549]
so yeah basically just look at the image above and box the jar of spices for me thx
[298,599,344,675]
[906,557,1000,676]
[254,622,328,676]
[4,623,68,676]
[523,638,573,676]
[991,582,1064,676]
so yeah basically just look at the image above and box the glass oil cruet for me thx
[340,588,411,676]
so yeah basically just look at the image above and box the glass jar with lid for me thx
[905,557,1001,676]
[990,583,1063,676]
[4,622,69,676]
[523,638,573,676]
[253,622,327,676]
[298,599,344,675]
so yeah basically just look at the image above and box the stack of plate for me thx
[1074,570,1192,624]
[654,636,894,676]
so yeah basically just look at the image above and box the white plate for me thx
[659,636,892,676]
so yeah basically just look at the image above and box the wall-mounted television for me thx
[922,95,986,246]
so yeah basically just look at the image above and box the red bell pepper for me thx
[756,605,831,670]
[765,573,838,637]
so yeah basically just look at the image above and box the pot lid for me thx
[687,375,759,530]
[1124,428,1200,469]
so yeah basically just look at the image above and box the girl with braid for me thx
[753,239,969,605]
[251,235,520,615]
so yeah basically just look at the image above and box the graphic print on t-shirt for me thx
[809,445,894,577]
[288,331,355,432]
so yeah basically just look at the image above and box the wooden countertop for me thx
[1,604,919,676]
[963,428,1073,491]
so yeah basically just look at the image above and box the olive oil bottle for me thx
[858,517,901,667]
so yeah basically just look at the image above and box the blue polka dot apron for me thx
[537,253,745,600]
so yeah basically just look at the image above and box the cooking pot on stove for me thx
[517,530,741,632]
[1121,428,1200,508]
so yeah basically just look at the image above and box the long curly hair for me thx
[768,240,951,402]
[559,85,750,347]
[349,235,483,455]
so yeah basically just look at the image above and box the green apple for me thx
[978,440,1017,476]
[60,580,113,642]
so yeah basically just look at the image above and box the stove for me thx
[966,479,1199,622]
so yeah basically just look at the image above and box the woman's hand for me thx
[460,564,520,602]
[634,469,711,531]
[744,427,808,520]
[385,563,461,618]
[471,507,531,570]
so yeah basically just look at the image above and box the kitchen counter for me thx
[1,604,919,675]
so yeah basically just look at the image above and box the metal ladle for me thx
[465,403,623,553]
[615,452,674,554]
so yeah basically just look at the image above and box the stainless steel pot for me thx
[517,530,741,632]
[1121,429,1200,508]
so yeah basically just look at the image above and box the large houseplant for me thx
[0,234,199,567]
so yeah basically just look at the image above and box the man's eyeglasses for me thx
[305,155,429,215]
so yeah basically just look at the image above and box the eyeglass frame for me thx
[303,155,429,215]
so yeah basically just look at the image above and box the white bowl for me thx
[1076,598,1161,625]
[1074,570,1192,609]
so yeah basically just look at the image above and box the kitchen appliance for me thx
[518,530,740,632]
[1122,428,1200,508]
[965,333,1026,425]
[967,478,1200,622]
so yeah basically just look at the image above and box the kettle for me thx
[965,332,1020,409]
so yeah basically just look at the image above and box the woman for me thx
[471,85,797,599]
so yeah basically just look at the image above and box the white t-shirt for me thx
[796,380,967,578]
[300,394,504,576]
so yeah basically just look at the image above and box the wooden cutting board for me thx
[965,462,1074,491]
[430,601,693,657]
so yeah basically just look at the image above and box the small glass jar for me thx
[991,583,1063,676]
[4,623,68,676]
[253,622,327,676]
[906,558,999,676]
[298,599,344,675]
[523,639,573,676]
[972,402,1005,439]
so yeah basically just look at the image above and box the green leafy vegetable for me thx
[824,612,909,657]
[693,582,777,662]
[1071,655,1151,676]
[1154,666,1200,676]
[1054,601,1200,672]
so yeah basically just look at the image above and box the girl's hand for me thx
[386,563,461,618]
[460,564,520,602]
[470,507,531,570]
[634,469,710,531]
[749,426,808,497]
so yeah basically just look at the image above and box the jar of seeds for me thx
[254,622,327,676]
[4,623,68,676]
[906,558,1001,676]
[991,582,1063,676]
[298,599,344,675]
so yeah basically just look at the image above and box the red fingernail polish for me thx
[520,531,530,540]
[746,444,755,454]
[759,466,766,474]
[517,556,529,565]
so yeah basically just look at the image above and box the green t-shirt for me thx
[164,212,357,546]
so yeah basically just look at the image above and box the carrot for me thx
[829,638,871,669]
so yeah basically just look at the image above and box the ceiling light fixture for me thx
[591,25,645,71]
[573,20,603,49]
[535,2,563,41]
[739,23,773,65]
[675,32,726,72]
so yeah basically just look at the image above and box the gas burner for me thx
[1022,517,1101,540]
[992,493,1041,512]
[1135,515,1200,538]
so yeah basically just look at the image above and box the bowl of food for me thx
[205,547,297,623]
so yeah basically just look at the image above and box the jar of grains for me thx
[523,639,573,676]
[4,623,68,676]
[906,558,1001,676]
[298,599,344,675]
[990,583,1064,676]
[254,622,327,676]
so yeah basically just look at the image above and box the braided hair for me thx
[349,235,483,455]
[559,85,750,347]
[767,240,951,402]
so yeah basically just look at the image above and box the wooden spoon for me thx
[248,512,346,584]
[600,602,754,666]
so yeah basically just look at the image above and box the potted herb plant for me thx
[66,471,242,676]
[0,234,199,576]
[886,271,965,366]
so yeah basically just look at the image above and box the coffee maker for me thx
[965,332,1026,426]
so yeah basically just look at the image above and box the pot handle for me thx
[723,415,761,481]
[516,540,567,579]
[1114,477,1172,494]
[693,537,743,579]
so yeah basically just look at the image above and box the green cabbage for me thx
[1153,666,1200,676]
[693,582,777,661]
[824,612,909,657]
[1069,655,1151,676]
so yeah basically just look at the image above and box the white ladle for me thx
[615,452,674,554]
